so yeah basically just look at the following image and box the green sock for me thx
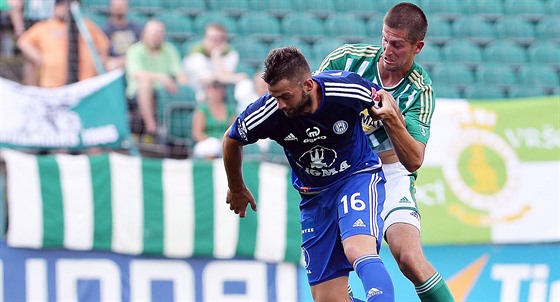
[415,272,455,302]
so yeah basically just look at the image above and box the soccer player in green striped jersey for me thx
[318,3,455,302]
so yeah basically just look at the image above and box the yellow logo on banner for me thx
[443,108,530,226]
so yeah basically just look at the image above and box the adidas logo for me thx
[366,287,383,299]
[352,218,367,228]
[284,133,298,141]
[399,197,410,203]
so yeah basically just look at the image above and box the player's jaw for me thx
[283,90,313,118]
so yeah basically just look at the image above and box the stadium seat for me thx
[237,12,282,43]
[333,0,382,19]
[494,16,536,47]
[193,11,239,38]
[230,37,270,69]
[546,0,560,16]
[475,63,518,91]
[83,10,107,27]
[535,16,560,42]
[281,12,326,43]
[207,0,249,18]
[292,0,337,19]
[452,16,497,46]
[157,85,197,119]
[269,37,313,58]
[324,13,368,43]
[128,0,162,15]
[430,63,475,90]
[527,40,560,68]
[425,16,453,46]
[414,43,443,70]
[128,10,150,26]
[312,38,348,62]
[248,0,294,18]
[504,0,546,22]
[483,40,528,68]
[81,0,110,13]
[157,86,197,149]
[433,84,461,99]
[157,10,195,43]
[508,86,550,98]
[465,0,504,22]
[181,37,201,56]
[463,85,507,100]
[423,0,464,21]
[161,0,205,18]
[441,39,484,69]
[365,17,384,44]
[517,64,560,93]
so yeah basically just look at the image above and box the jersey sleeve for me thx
[321,70,382,111]
[403,87,435,145]
[228,94,279,144]
[317,45,349,72]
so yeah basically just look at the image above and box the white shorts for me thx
[380,162,421,236]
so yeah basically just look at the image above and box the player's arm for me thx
[222,126,256,218]
[370,90,425,172]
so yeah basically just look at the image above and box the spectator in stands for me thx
[233,69,267,114]
[1,0,24,37]
[16,0,109,87]
[183,23,246,102]
[125,19,188,136]
[192,80,236,159]
[102,0,142,71]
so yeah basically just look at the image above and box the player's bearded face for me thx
[283,89,312,118]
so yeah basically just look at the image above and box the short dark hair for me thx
[262,47,311,86]
[384,2,428,42]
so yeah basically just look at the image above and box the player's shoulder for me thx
[313,70,362,83]
[407,62,433,88]
[329,43,382,58]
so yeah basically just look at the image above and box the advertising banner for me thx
[0,149,302,263]
[0,241,299,301]
[340,243,560,302]
[0,70,132,151]
[416,97,560,244]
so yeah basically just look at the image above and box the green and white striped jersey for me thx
[317,43,435,154]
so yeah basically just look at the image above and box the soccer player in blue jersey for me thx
[223,47,395,301]
[318,2,455,301]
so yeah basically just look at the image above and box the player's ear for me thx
[415,40,424,55]
[303,78,314,92]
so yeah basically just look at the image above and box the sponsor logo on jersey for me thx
[284,133,298,141]
[237,119,248,140]
[301,228,314,234]
[399,197,410,203]
[304,126,326,143]
[361,109,383,134]
[333,120,348,134]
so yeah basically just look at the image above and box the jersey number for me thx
[340,193,366,214]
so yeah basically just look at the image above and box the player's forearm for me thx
[222,130,247,191]
[383,119,424,172]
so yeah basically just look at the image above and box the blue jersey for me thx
[228,70,383,194]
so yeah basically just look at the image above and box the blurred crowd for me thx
[0,0,263,160]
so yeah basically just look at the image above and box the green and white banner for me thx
[0,70,131,151]
[417,96,560,244]
[1,149,302,263]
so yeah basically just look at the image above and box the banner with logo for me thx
[0,241,300,301]
[416,96,560,244]
[0,149,302,263]
[0,70,132,151]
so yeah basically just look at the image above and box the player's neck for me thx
[378,61,410,88]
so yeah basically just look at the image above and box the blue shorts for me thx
[300,170,386,286]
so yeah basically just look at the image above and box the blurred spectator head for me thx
[205,80,226,101]
[142,19,165,51]
[253,71,267,96]
[202,23,229,54]
[108,0,129,28]
[53,0,69,21]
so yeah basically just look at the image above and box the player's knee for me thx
[394,248,422,272]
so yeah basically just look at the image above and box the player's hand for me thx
[368,90,406,127]
[226,187,257,218]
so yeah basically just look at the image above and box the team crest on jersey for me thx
[333,120,348,134]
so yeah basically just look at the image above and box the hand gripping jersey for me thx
[228,70,383,194]
[317,44,435,156]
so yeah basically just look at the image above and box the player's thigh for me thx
[381,164,421,235]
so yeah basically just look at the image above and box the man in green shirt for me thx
[126,19,187,135]
[319,3,455,301]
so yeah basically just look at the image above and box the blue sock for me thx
[353,255,395,301]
